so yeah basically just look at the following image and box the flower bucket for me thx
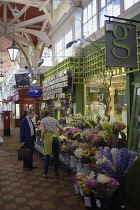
[84,195,92,208]
[70,155,76,168]
[84,193,97,209]
[110,133,119,148]
[112,176,126,210]
[73,183,80,194]
[95,196,112,210]
[59,154,65,162]
[76,159,82,172]
[82,164,89,176]
[79,187,84,198]
[64,153,70,165]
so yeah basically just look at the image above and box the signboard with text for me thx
[105,20,137,68]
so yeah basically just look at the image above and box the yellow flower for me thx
[92,147,98,152]
[73,132,81,137]
[83,150,90,157]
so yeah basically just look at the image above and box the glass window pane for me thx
[87,19,93,36]
[101,0,106,8]
[100,8,106,28]
[88,3,92,19]
[92,0,97,15]
[93,15,97,32]
[106,3,113,15]
[83,7,87,24]
[83,24,88,37]
[124,0,133,10]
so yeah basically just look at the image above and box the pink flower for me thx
[85,179,97,187]
[108,178,120,188]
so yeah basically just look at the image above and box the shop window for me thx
[86,74,127,137]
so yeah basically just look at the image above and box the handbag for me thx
[17,145,32,161]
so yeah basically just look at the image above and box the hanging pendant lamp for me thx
[7,41,20,62]
[0,72,4,83]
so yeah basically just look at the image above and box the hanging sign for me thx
[28,88,42,98]
[105,20,137,68]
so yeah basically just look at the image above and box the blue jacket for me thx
[20,117,35,146]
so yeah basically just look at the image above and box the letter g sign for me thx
[112,24,131,59]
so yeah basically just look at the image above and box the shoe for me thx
[23,168,32,171]
[54,172,59,176]
[42,174,48,178]
[31,165,38,169]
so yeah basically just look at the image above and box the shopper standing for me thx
[20,109,38,171]
[32,112,40,128]
[40,109,63,178]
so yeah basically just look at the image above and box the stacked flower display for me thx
[95,147,136,177]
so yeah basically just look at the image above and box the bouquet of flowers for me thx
[95,147,136,177]
[83,127,111,147]
[65,128,81,140]
[35,126,41,140]
[85,173,120,198]
[111,121,126,133]
[72,113,94,129]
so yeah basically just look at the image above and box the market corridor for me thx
[0,121,86,210]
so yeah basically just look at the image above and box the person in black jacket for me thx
[20,109,38,171]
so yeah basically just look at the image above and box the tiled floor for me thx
[0,121,86,210]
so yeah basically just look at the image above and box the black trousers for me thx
[44,136,59,175]
[23,136,35,169]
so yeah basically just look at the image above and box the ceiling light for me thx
[7,41,20,62]
[0,72,4,83]
[12,7,19,16]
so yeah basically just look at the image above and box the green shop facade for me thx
[43,27,140,152]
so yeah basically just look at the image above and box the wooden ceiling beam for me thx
[3,3,7,26]
[16,14,47,27]
[39,0,51,11]
[7,4,30,26]
[32,0,52,26]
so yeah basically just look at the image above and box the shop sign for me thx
[28,88,42,98]
[105,20,137,68]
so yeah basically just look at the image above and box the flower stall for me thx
[33,112,136,209]
[56,114,136,209]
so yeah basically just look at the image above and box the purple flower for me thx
[108,178,120,188]
[126,151,136,170]
[85,179,97,187]
[117,148,128,174]
[100,161,116,177]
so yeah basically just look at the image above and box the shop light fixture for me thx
[32,79,37,84]
[7,23,20,62]
[0,72,4,83]
[7,41,20,62]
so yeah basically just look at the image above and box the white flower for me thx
[74,147,83,159]
[59,135,67,141]
[86,171,95,180]
[96,156,107,165]
[97,174,110,184]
